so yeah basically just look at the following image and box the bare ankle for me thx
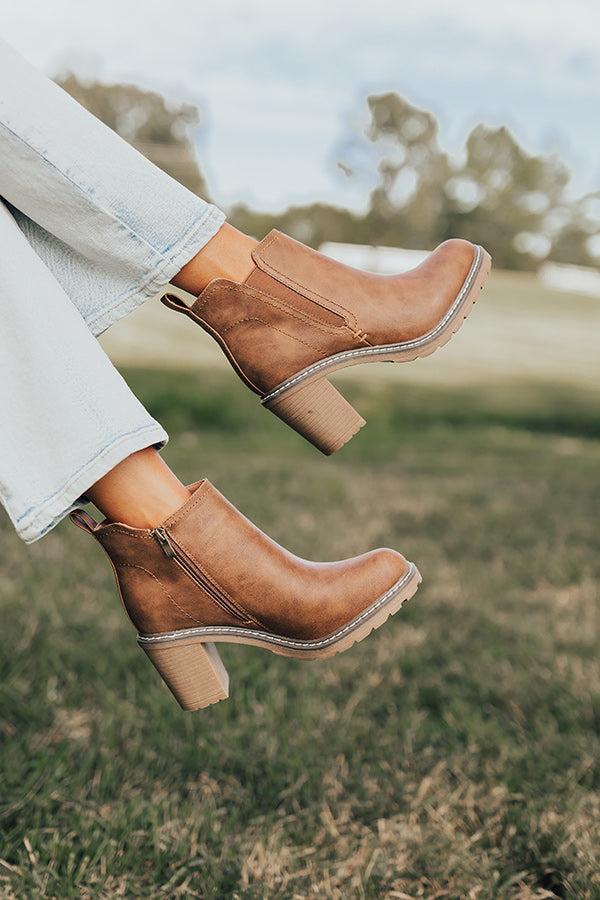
[172,223,257,295]
[86,449,191,529]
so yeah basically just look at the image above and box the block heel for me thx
[140,638,229,711]
[263,377,366,455]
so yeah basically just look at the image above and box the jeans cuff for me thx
[85,204,226,336]
[15,422,169,543]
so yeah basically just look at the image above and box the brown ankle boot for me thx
[162,231,491,454]
[71,480,421,711]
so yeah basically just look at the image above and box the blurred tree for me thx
[229,201,370,248]
[364,93,451,249]
[56,73,210,200]
[444,125,571,270]
[551,190,600,267]
[360,98,585,270]
[58,72,597,271]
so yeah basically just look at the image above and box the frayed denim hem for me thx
[15,422,168,543]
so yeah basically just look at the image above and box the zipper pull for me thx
[154,526,175,558]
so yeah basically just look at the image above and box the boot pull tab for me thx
[160,286,198,314]
[70,508,99,534]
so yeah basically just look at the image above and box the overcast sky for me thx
[1,0,599,213]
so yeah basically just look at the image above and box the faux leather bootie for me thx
[71,480,421,711]
[162,231,491,454]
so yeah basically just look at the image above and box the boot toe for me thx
[315,547,412,640]
[432,238,478,288]
[369,547,410,593]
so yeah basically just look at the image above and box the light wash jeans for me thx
[0,38,225,542]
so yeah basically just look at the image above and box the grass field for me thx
[1,272,599,897]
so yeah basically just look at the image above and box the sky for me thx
[1,0,599,213]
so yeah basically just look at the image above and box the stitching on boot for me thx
[219,315,332,355]
[254,233,360,330]
[119,563,205,626]
[169,533,263,627]
[251,290,347,334]
[204,282,350,335]
[100,527,154,538]
[171,309,264,394]
[166,481,210,528]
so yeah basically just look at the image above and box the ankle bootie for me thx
[162,231,491,454]
[71,480,421,711]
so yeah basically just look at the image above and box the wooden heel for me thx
[141,639,229,711]
[264,378,365,455]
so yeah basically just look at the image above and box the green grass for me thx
[0,370,599,898]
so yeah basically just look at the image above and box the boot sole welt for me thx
[261,246,492,455]
[138,562,421,710]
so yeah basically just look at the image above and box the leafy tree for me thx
[359,97,586,270]
[56,73,210,200]
[364,92,451,249]
[551,190,600,267]
[444,125,570,269]
[229,201,371,248]
[57,73,598,271]
[331,92,597,270]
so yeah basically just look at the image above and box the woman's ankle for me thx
[86,448,191,529]
[172,223,257,294]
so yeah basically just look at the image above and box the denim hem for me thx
[15,422,169,544]
[86,204,226,336]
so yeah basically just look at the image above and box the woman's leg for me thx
[0,195,420,713]
[0,192,252,538]
[86,448,190,529]
[0,36,240,336]
[0,200,168,542]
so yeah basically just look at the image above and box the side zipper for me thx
[153,526,248,623]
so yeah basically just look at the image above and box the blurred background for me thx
[0,2,598,897]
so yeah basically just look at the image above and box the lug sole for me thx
[139,562,421,711]
[262,246,492,454]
